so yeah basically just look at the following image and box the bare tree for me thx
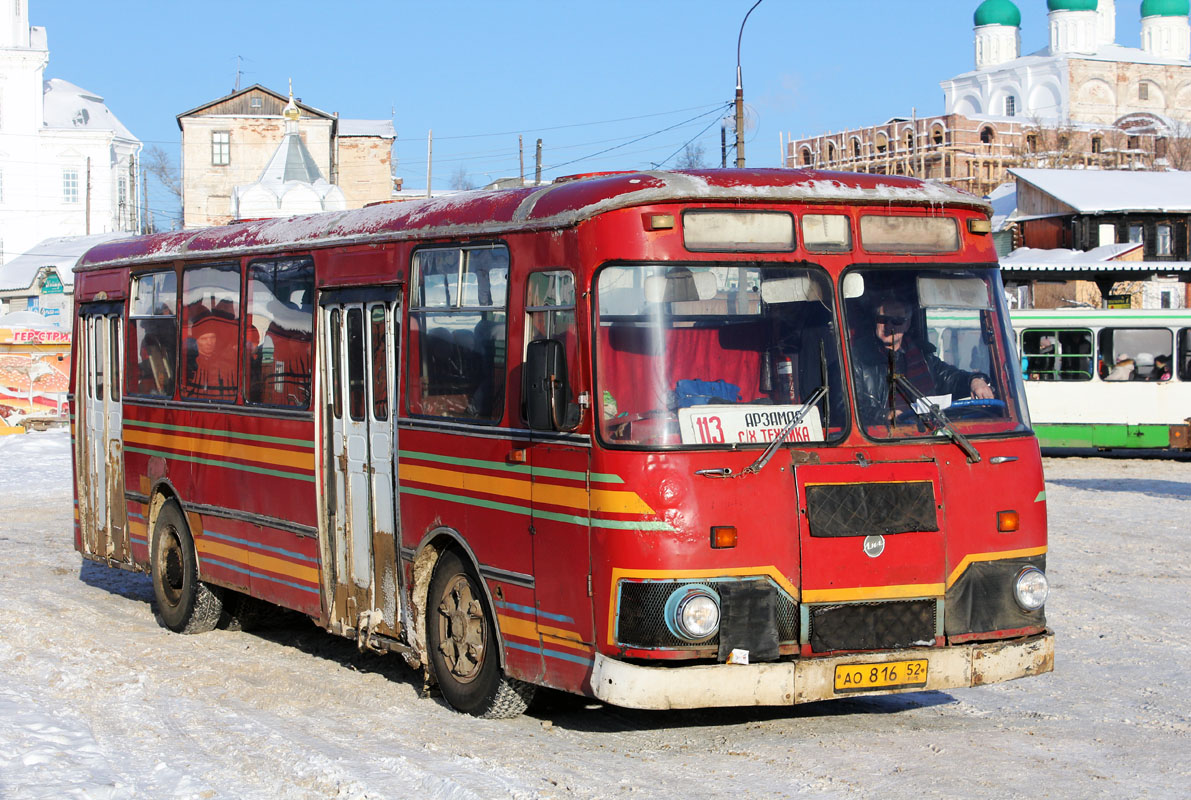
[449,166,475,191]
[675,142,706,170]
[144,145,180,200]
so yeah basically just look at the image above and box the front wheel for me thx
[151,501,223,634]
[426,550,535,718]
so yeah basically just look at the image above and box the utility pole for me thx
[143,170,152,234]
[721,119,728,168]
[735,0,763,168]
[128,158,136,232]
[519,135,525,187]
[534,139,542,186]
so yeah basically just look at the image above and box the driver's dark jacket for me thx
[852,337,981,426]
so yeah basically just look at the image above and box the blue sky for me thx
[34,1,1147,225]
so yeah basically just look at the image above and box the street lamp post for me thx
[735,0,764,168]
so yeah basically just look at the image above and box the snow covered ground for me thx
[1,429,1188,799]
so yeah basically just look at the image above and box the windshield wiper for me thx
[892,374,982,464]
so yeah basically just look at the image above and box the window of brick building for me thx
[212,131,230,166]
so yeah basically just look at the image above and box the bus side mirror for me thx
[524,339,579,431]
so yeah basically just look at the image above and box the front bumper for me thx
[589,631,1054,710]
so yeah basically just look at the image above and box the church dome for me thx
[1140,0,1189,17]
[1047,0,1097,10]
[975,0,1021,26]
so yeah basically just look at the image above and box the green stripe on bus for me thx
[1035,491,1046,503]
[398,449,623,484]
[1034,423,1174,449]
[124,419,312,449]
[399,485,673,531]
[124,446,316,483]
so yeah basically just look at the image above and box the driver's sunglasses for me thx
[876,314,910,327]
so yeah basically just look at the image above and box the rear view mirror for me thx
[524,339,579,431]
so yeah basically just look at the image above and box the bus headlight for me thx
[1014,567,1049,611]
[664,584,720,641]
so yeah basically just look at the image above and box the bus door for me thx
[321,291,402,642]
[529,440,594,666]
[79,307,129,563]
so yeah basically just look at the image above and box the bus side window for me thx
[1057,329,1092,381]
[524,270,577,418]
[1021,329,1057,381]
[127,270,178,398]
[1176,328,1186,383]
[408,245,509,421]
[245,257,314,408]
[181,262,241,403]
[1100,326,1173,382]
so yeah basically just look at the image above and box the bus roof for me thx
[76,168,990,272]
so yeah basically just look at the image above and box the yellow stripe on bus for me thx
[497,614,590,651]
[800,583,945,603]
[195,538,319,584]
[123,429,315,472]
[399,463,654,515]
[946,545,1048,589]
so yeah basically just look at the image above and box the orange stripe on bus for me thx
[123,429,315,472]
[196,538,319,584]
[399,463,654,515]
[946,546,1048,588]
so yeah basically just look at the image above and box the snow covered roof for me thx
[338,119,395,138]
[986,182,1018,231]
[0,233,129,291]
[999,244,1191,271]
[77,169,992,271]
[1010,168,1191,214]
[41,79,137,141]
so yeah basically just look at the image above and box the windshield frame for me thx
[591,259,850,452]
[840,262,1031,444]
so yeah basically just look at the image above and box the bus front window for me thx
[596,264,846,448]
[842,267,1029,440]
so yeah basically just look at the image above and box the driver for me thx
[852,295,994,426]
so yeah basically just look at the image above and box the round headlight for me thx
[1014,567,1049,611]
[664,585,721,641]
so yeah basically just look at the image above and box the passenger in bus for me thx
[1150,354,1172,382]
[853,295,993,425]
[1105,356,1135,381]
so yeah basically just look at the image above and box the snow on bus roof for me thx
[76,169,989,271]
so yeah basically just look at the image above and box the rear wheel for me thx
[151,501,223,634]
[427,549,535,718]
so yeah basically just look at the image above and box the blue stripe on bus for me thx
[504,639,593,667]
[200,556,320,595]
[495,599,575,624]
[203,530,320,564]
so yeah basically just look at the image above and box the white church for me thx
[945,0,1191,125]
[0,0,141,268]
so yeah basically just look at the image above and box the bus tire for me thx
[151,501,223,634]
[427,549,535,718]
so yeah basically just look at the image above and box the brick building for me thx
[785,0,1191,197]
[178,84,395,228]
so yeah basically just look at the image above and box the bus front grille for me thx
[615,579,799,651]
[808,599,937,653]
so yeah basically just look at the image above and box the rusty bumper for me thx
[589,631,1054,710]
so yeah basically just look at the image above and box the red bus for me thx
[71,169,1053,718]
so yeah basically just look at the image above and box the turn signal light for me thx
[997,510,1020,532]
[645,213,675,231]
[711,526,738,549]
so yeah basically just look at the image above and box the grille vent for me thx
[805,481,938,538]
[616,579,798,650]
[808,599,937,653]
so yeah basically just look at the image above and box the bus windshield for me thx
[842,266,1029,440]
[596,264,847,448]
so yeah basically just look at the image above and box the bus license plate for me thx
[833,660,928,693]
